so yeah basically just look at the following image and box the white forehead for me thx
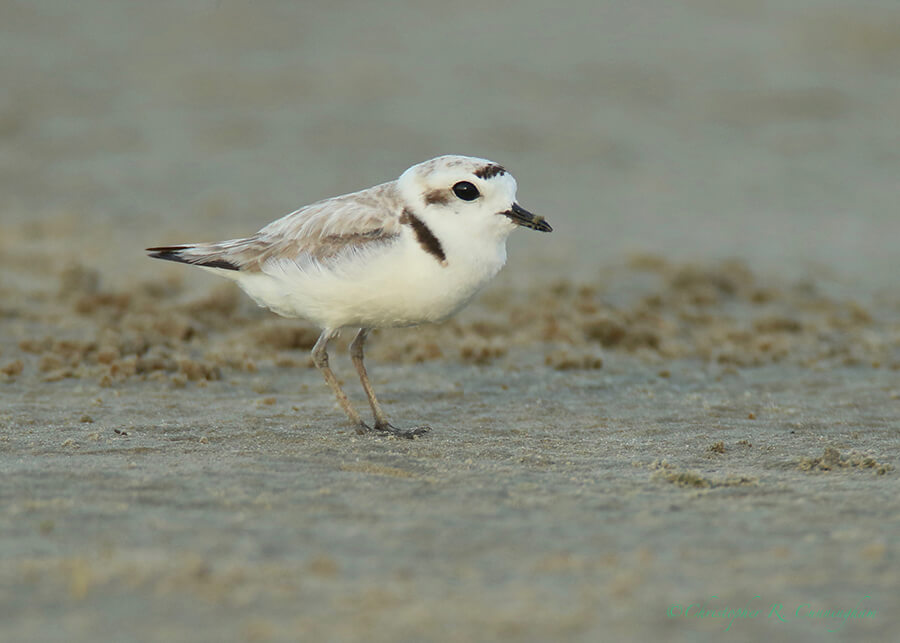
[399,155,517,194]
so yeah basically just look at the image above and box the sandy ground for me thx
[2,2,899,642]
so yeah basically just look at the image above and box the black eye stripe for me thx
[452,181,480,201]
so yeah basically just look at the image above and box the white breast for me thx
[230,225,509,329]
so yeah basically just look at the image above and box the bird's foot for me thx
[355,421,429,439]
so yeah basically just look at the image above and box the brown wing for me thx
[148,181,404,273]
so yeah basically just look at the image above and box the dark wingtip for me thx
[146,245,189,263]
[146,245,188,255]
[146,246,240,271]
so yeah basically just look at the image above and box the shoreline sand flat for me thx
[2,2,898,641]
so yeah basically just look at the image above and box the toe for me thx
[397,426,430,439]
[373,422,430,439]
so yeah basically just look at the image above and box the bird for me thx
[147,155,552,438]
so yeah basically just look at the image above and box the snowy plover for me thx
[147,155,552,438]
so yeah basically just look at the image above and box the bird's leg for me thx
[349,328,387,425]
[350,328,429,438]
[311,328,366,432]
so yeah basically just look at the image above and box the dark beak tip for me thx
[506,203,552,232]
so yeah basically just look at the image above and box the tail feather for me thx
[146,245,240,271]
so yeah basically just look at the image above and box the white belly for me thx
[231,234,508,329]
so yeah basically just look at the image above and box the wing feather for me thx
[151,181,404,273]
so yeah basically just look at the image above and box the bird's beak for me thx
[502,203,552,232]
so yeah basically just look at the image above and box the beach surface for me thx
[1,2,898,641]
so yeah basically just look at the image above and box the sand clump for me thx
[1,359,24,377]
[648,460,758,488]
[798,447,894,475]
[0,256,897,389]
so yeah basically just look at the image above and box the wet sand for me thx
[2,2,899,642]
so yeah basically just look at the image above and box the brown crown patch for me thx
[473,164,506,180]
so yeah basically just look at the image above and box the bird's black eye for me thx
[452,181,480,201]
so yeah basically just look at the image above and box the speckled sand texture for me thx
[2,2,899,642]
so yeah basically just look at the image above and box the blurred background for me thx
[3,4,900,641]
[2,0,899,288]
